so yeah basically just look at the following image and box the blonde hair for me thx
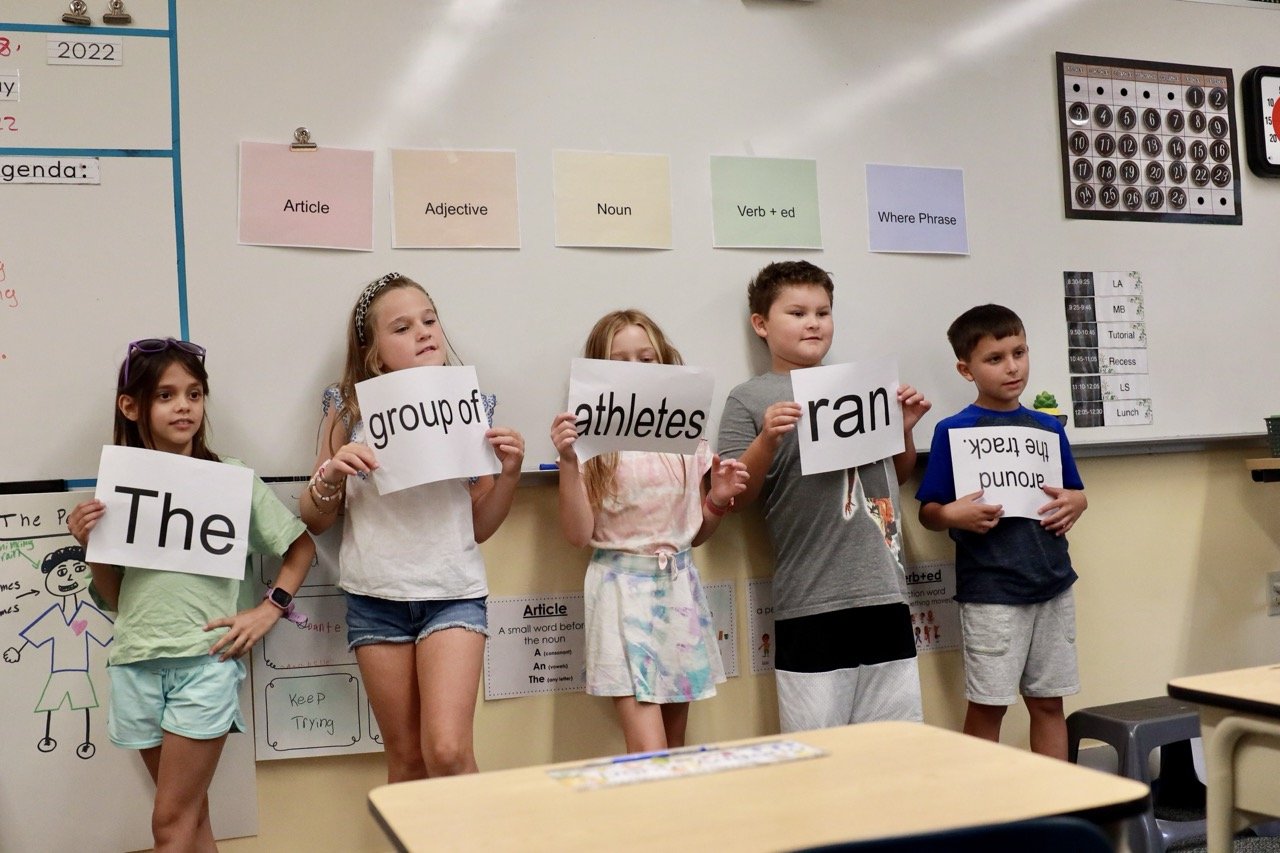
[328,274,459,450]
[580,310,685,508]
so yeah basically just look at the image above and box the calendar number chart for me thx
[1057,53,1241,225]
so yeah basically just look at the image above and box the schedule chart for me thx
[1064,270,1152,429]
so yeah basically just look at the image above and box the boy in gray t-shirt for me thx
[717,261,932,732]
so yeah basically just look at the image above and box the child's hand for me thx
[708,455,749,507]
[328,441,379,481]
[66,499,105,548]
[487,426,525,475]
[898,385,932,432]
[205,602,281,661]
[947,490,1003,533]
[550,412,580,465]
[1037,486,1087,536]
[762,402,803,446]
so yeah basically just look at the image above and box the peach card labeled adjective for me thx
[238,141,374,251]
[391,149,520,249]
[553,150,672,249]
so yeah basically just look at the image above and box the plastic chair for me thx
[793,815,1113,852]
[1066,695,1206,853]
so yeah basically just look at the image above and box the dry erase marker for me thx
[610,744,713,764]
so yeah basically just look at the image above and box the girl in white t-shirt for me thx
[300,273,524,782]
[550,310,747,753]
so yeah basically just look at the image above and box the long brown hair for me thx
[113,345,218,462]
[328,273,459,450]
[580,310,685,508]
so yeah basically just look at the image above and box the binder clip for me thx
[290,127,318,151]
[62,0,92,26]
[102,0,132,25]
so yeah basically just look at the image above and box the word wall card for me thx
[1064,271,1152,428]
[1057,53,1241,224]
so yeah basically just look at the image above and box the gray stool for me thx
[1067,696,1206,853]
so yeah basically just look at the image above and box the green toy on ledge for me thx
[1033,391,1069,426]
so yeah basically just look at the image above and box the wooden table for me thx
[1170,665,1280,853]
[368,722,1150,852]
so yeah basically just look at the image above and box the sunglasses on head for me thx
[123,338,206,387]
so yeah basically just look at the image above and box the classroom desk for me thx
[367,722,1149,852]
[1169,665,1280,853]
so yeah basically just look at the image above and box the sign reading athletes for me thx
[566,358,713,462]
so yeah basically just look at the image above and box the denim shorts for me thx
[107,655,246,749]
[344,592,488,650]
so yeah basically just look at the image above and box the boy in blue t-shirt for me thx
[915,304,1087,759]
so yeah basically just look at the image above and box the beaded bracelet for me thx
[309,478,342,502]
[704,494,732,517]
[308,481,340,515]
[308,463,344,515]
[312,459,344,494]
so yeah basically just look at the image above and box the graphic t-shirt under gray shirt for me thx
[717,371,908,622]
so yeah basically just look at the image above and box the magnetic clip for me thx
[102,0,132,25]
[290,127,318,151]
[62,0,91,26]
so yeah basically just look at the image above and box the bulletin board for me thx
[5,0,1280,481]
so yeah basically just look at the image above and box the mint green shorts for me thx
[107,655,246,749]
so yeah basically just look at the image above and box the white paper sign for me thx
[355,366,500,494]
[0,71,18,101]
[905,560,960,653]
[703,581,739,678]
[791,358,904,476]
[46,34,123,66]
[88,446,252,580]
[948,426,1063,520]
[483,594,587,699]
[747,578,775,675]
[566,358,714,462]
[0,156,101,185]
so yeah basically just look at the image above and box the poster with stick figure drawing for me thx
[3,541,113,757]
[0,489,256,852]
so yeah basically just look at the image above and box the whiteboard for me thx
[7,0,1280,485]
[1,0,183,483]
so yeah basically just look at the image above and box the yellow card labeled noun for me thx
[391,149,520,249]
[553,150,671,249]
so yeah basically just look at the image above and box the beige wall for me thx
[220,445,1280,853]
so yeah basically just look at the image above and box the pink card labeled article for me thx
[238,141,375,251]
